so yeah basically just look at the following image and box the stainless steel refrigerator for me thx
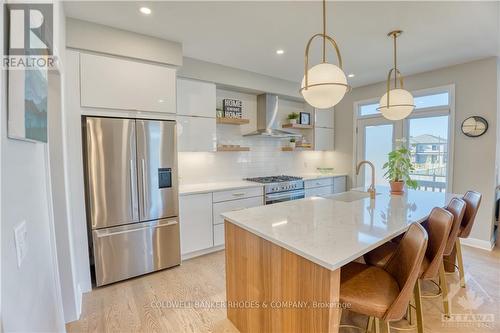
[83,116,180,286]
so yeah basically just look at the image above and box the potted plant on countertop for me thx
[287,112,299,125]
[383,143,418,194]
[289,138,296,149]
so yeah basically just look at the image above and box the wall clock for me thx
[461,116,488,137]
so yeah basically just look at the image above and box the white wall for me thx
[497,57,500,186]
[333,57,498,248]
[179,89,333,184]
[66,18,182,66]
[1,1,65,331]
[179,57,301,100]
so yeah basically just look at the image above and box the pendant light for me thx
[300,0,349,109]
[378,30,415,120]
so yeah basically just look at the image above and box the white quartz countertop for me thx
[222,186,457,271]
[179,180,259,196]
[179,173,347,196]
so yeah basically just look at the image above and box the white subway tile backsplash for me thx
[178,150,335,184]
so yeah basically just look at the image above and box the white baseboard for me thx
[461,237,495,251]
[181,245,224,261]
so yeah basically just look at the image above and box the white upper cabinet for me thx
[313,107,334,150]
[177,116,216,152]
[314,127,334,151]
[315,107,334,128]
[177,78,216,118]
[80,53,176,113]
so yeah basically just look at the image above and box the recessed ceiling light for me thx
[276,49,285,55]
[140,7,152,15]
[348,73,355,78]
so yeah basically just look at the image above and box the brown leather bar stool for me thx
[340,223,428,333]
[364,207,453,332]
[451,191,482,288]
[439,198,466,314]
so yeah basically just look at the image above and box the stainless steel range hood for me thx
[243,94,301,138]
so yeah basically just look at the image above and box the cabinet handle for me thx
[232,192,246,197]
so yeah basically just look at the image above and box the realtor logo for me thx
[6,3,53,56]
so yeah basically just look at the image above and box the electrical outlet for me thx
[14,220,27,268]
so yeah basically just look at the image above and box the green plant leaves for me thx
[382,145,419,189]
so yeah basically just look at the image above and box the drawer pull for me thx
[232,192,246,197]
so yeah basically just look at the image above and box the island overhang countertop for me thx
[222,186,456,271]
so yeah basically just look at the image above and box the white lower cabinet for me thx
[212,195,263,246]
[180,189,264,259]
[179,193,213,255]
[305,185,333,198]
[213,196,263,225]
[214,224,225,247]
[304,176,347,197]
[333,176,347,193]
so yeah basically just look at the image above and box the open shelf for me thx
[217,146,251,152]
[281,146,312,152]
[216,117,250,125]
[282,123,313,129]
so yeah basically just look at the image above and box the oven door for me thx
[265,189,305,205]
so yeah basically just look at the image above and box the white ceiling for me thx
[64,1,499,87]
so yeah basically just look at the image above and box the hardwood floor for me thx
[67,244,500,333]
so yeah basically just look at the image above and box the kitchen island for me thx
[222,187,456,333]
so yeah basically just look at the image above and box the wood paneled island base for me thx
[224,221,341,333]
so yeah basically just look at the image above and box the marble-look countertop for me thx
[179,180,260,196]
[222,186,457,271]
[179,173,347,196]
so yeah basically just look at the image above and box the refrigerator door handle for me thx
[129,159,135,219]
[141,158,147,213]
[94,219,179,238]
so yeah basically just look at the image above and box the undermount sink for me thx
[329,191,378,202]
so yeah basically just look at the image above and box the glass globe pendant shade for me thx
[378,88,414,121]
[301,63,348,109]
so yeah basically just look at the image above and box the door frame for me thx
[352,84,455,192]
[354,117,401,188]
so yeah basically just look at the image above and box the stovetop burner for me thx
[245,175,303,184]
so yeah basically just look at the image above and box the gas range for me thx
[245,175,305,204]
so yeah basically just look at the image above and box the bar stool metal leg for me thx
[367,316,374,333]
[413,280,424,333]
[455,239,466,288]
[439,262,451,317]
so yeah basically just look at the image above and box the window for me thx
[414,92,449,109]
[359,103,379,116]
[357,91,450,117]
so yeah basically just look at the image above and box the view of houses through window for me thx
[408,116,449,192]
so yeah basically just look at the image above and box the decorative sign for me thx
[223,99,242,118]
